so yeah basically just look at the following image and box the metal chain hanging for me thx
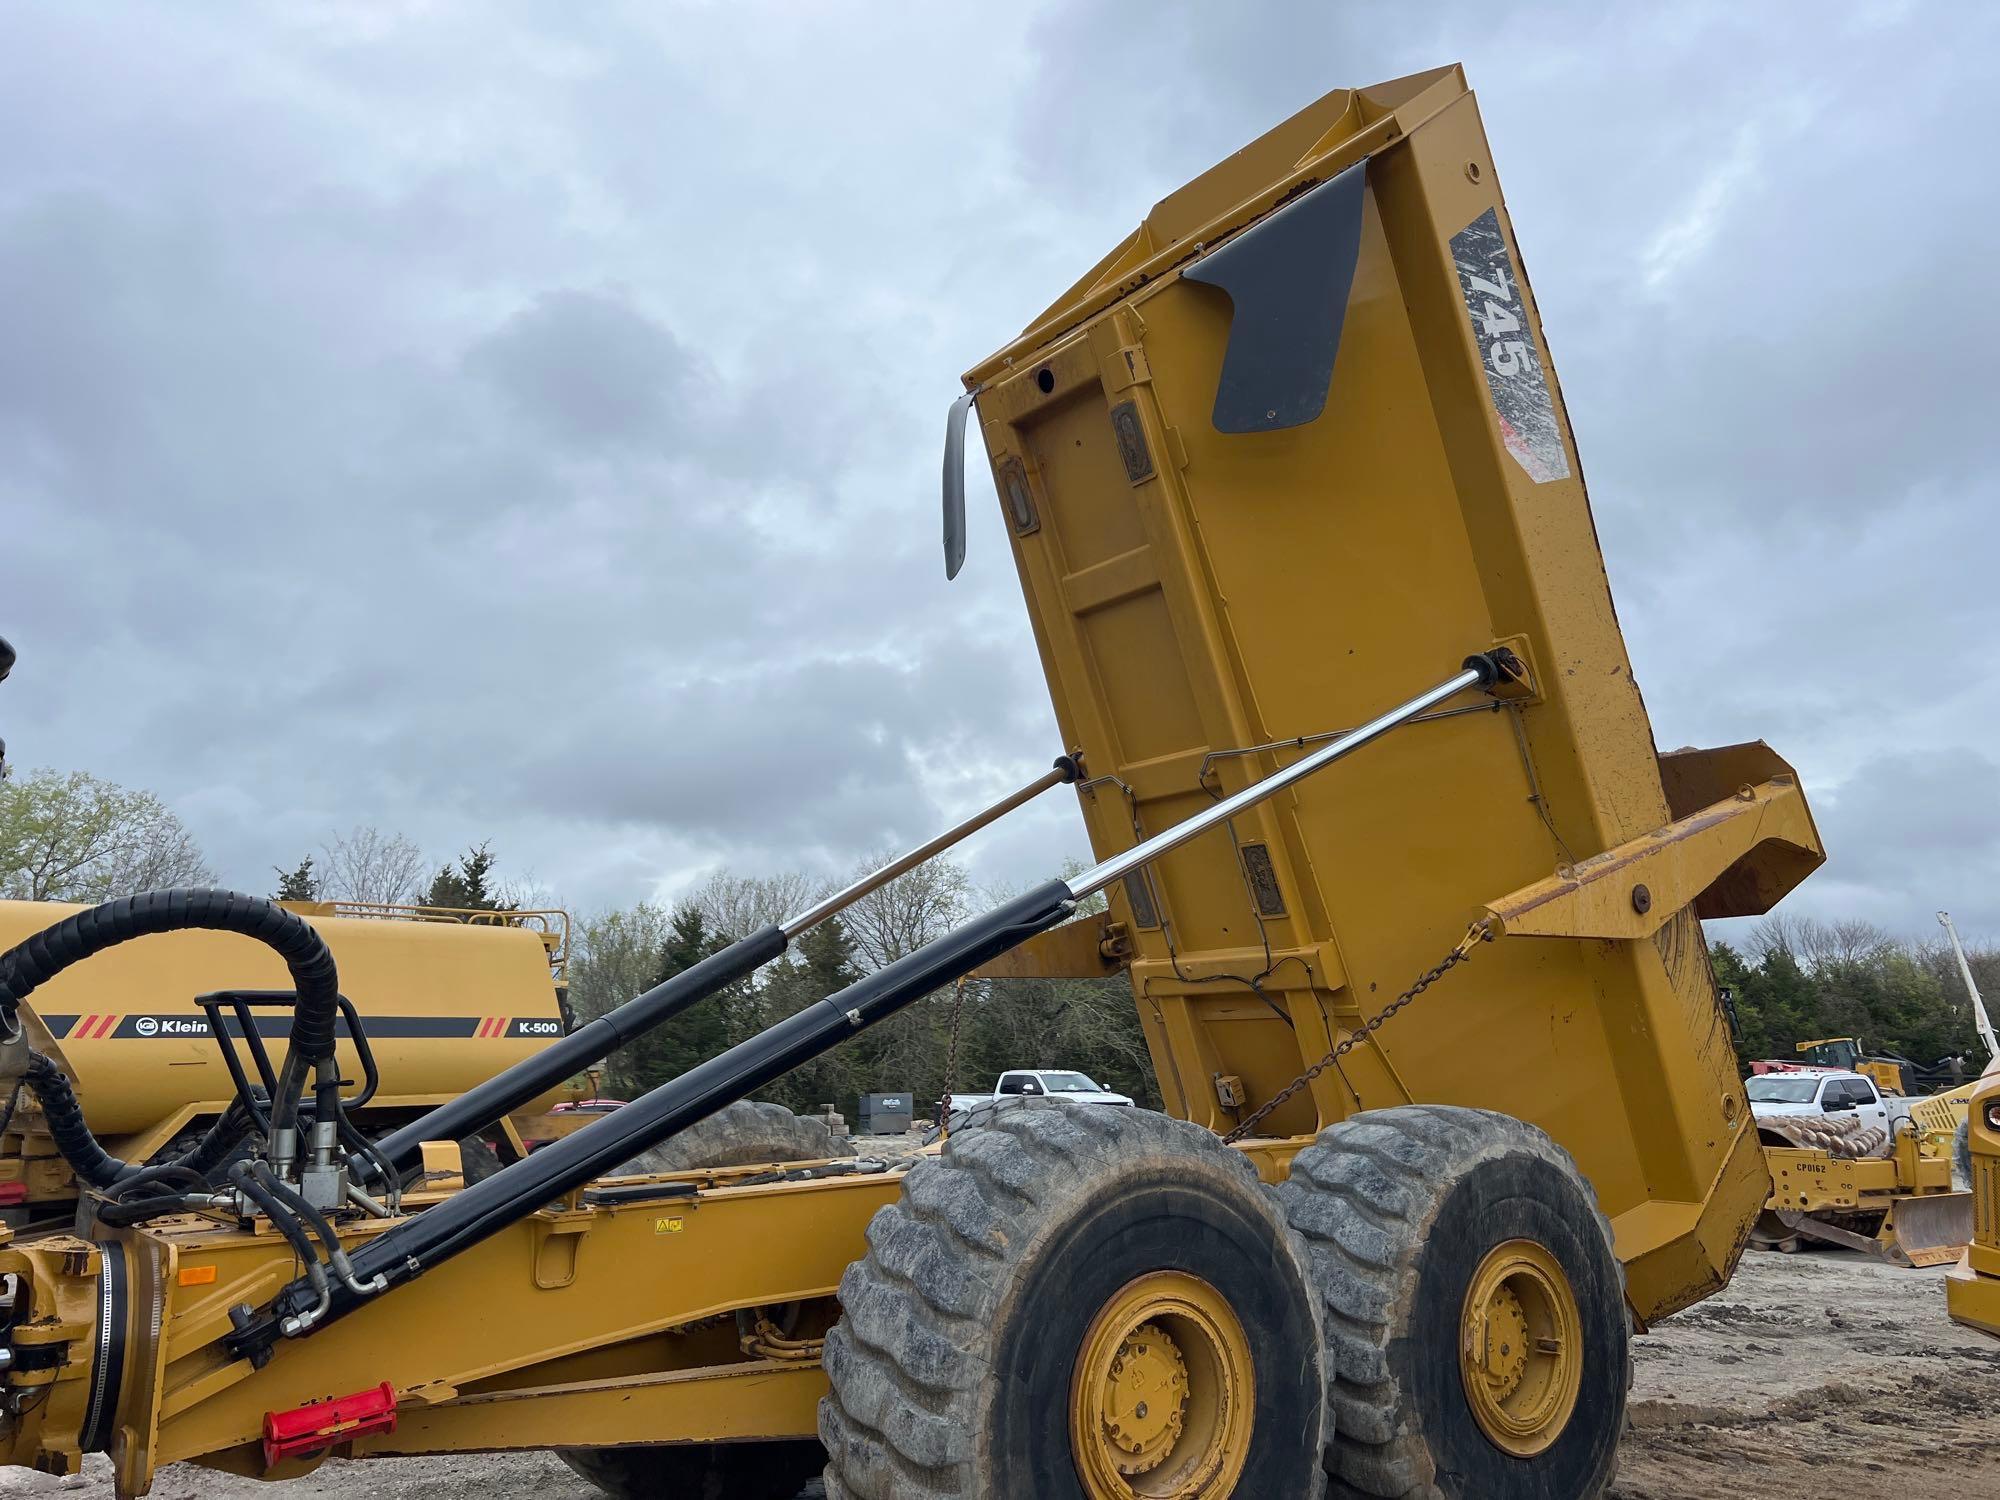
[935,975,971,1138]
[1222,919,1493,1144]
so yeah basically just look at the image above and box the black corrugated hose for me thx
[0,889,342,1190]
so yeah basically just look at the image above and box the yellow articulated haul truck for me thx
[0,899,576,1230]
[0,66,1824,1499]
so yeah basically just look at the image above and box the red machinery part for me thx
[262,1382,397,1468]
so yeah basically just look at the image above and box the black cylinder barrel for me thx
[366,923,789,1179]
[260,880,1075,1343]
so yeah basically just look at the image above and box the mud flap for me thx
[1183,161,1366,433]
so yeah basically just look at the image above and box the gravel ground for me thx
[6,1244,1994,1498]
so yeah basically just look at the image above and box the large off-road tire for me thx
[617,1098,852,1175]
[558,1101,852,1499]
[1275,1105,1627,1499]
[819,1098,1326,1499]
[457,1135,504,1184]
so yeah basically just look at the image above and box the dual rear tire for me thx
[820,1100,1627,1499]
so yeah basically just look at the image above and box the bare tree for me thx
[683,868,826,942]
[317,826,426,905]
[840,851,971,971]
[567,902,676,1029]
[1802,918,1896,969]
[0,769,213,902]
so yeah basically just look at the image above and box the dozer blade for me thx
[1881,1191,1974,1268]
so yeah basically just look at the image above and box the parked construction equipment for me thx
[1756,1112,1971,1266]
[0,66,1827,1499]
[0,896,578,1228]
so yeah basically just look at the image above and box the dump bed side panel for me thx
[971,68,1764,1318]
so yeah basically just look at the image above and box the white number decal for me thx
[1480,300,1520,337]
[1489,340,1527,376]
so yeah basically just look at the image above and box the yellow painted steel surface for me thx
[965,65,1821,1323]
[0,1166,897,1489]
[0,901,565,1139]
[1764,1145,1954,1215]
[1948,1072,2000,1336]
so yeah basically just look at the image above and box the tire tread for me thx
[1275,1105,1627,1499]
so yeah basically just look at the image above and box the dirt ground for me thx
[1613,1248,2000,1500]
[5,1247,1995,1499]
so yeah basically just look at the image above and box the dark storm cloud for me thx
[1,3,1994,942]
[468,291,707,451]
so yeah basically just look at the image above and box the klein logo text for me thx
[134,1016,211,1038]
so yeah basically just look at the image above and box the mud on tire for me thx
[818,1098,1327,1498]
[1275,1104,1628,1499]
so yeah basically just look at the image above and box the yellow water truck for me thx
[0,901,572,1228]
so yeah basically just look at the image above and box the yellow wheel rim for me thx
[1069,1271,1255,1498]
[1458,1239,1583,1457]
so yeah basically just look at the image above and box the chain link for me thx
[1221,919,1492,1145]
[934,975,970,1138]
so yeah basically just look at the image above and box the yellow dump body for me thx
[966,65,1822,1322]
[0,900,565,1161]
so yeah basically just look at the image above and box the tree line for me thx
[563,861,1160,1119]
[0,766,525,914]
[1711,915,1998,1079]
[4,765,1996,1117]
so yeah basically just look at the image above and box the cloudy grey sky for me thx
[3,3,1994,942]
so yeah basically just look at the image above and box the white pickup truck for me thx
[947,1069,1135,1116]
[1744,1068,1901,1137]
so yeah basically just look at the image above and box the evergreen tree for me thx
[609,906,738,1098]
[420,843,513,912]
[272,855,319,902]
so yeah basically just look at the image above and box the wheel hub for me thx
[1458,1239,1583,1457]
[1069,1271,1254,1498]
[1100,1322,1188,1471]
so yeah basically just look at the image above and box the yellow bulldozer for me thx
[0,65,1828,1499]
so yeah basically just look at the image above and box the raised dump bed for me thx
[957,62,1822,1325]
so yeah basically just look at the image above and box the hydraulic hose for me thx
[0,890,341,1183]
[228,1161,330,1332]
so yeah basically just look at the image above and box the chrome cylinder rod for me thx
[1068,657,1502,901]
[781,756,1078,938]
[365,754,1077,1180]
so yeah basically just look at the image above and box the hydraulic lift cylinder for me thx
[364,759,1077,1179]
[249,657,1495,1351]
